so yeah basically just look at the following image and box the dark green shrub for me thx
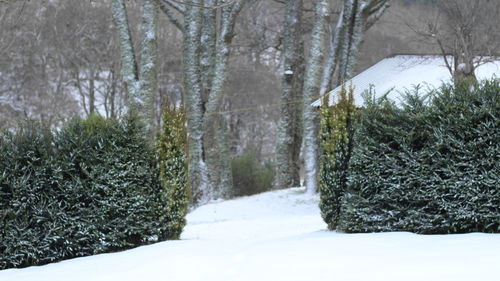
[232,151,275,197]
[335,79,500,234]
[156,106,189,240]
[54,115,164,249]
[319,85,359,230]
[1,124,60,268]
[0,115,180,269]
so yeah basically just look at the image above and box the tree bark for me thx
[139,0,159,131]
[158,0,244,204]
[275,0,304,189]
[111,0,140,108]
[320,7,343,95]
[203,0,243,199]
[113,0,160,132]
[182,2,208,204]
[322,0,389,91]
[89,67,96,115]
[337,0,355,83]
[303,0,329,194]
[200,0,218,200]
[343,0,365,80]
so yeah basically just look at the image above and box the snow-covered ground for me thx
[1,187,499,281]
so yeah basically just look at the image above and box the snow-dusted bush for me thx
[0,124,59,269]
[337,79,499,234]
[232,151,275,197]
[319,85,359,230]
[156,106,189,240]
[0,115,173,269]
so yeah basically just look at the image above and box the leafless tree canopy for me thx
[0,0,498,180]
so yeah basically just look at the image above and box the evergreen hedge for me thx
[319,79,500,234]
[0,115,184,269]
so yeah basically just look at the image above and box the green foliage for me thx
[0,115,171,269]
[335,79,500,234]
[319,84,359,230]
[232,151,275,197]
[1,124,58,269]
[156,106,189,240]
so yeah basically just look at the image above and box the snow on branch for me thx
[161,0,186,14]
[158,0,185,32]
[168,0,237,10]
[362,0,390,31]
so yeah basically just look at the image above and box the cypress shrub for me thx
[156,106,189,240]
[0,115,182,269]
[336,79,499,234]
[319,85,359,230]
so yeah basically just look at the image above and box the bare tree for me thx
[112,0,159,129]
[275,0,304,189]
[408,0,499,84]
[54,0,126,119]
[321,0,390,93]
[302,0,330,194]
[0,1,81,129]
[158,0,245,204]
[300,0,389,194]
[179,0,206,203]
[227,0,283,162]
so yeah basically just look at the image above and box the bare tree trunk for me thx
[89,67,96,115]
[453,55,477,85]
[107,66,118,119]
[322,0,389,89]
[139,0,159,131]
[200,1,216,106]
[111,0,140,108]
[303,0,329,194]
[337,0,355,83]
[343,0,365,80]
[215,108,233,198]
[200,0,218,199]
[320,6,343,95]
[113,0,161,132]
[182,2,208,204]
[275,0,304,189]
[74,70,88,116]
[203,0,243,199]
[158,0,244,204]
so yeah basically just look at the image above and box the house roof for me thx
[311,55,500,107]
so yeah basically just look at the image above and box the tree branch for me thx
[436,37,453,76]
[363,0,390,31]
[162,0,186,14]
[157,0,185,32]
[169,0,237,10]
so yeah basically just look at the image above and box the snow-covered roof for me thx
[311,55,500,107]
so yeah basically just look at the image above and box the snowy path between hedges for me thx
[1,187,499,281]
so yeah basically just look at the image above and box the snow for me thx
[312,55,500,107]
[1,187,499,281]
